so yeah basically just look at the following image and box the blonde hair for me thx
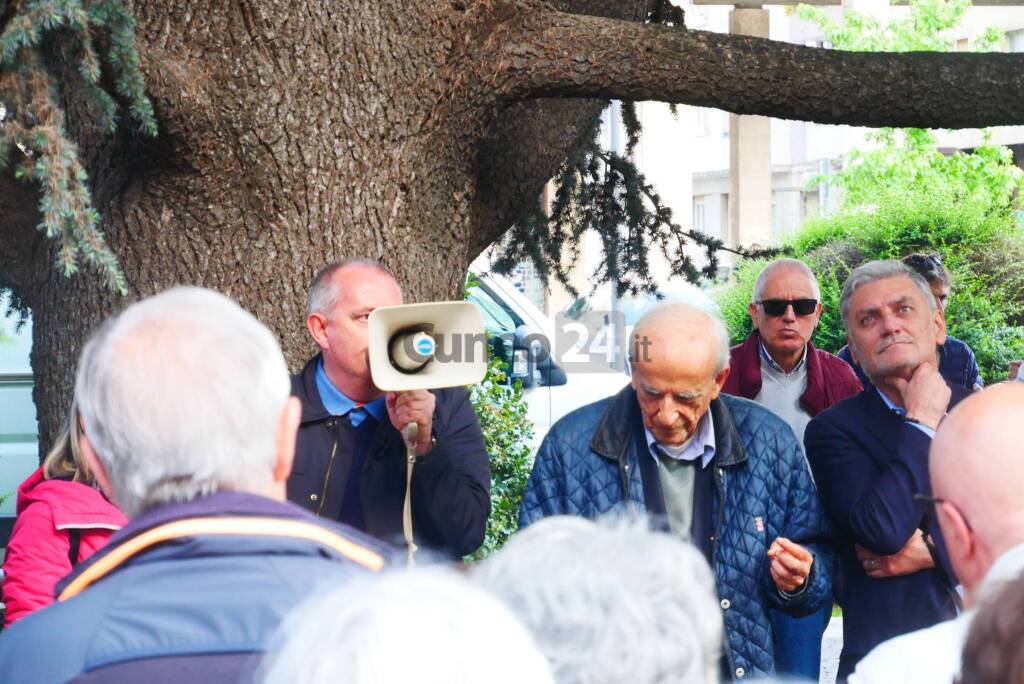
[41,403,92,484]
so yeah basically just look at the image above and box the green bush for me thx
[466,355,534,561]
[714,192,1024,385]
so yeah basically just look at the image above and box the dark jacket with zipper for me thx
[288,354,491,558]
[519,385,835,680]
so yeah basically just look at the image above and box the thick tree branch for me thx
[494,11,1024,128]
[471,0,649,256]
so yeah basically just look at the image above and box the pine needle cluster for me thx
[1,0,156,295]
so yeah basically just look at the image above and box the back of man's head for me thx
[931,384,1024,591]
[75,286,291,517]
[474,515,722,684]
[261,567,553,684]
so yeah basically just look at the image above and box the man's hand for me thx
[855,529,935,579]
[386,390,436,456]
[901,362,950,430]
[767,537,813,593]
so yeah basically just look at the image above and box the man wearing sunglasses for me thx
[805,260,968,679]
[722,259,861,680]
[848,384,1024,683]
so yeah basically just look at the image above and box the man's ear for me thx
[273,396,302,486]
[933,306,948,347]
[748,301,759,329]
[937,500,972,586]
[709,365,731,400]
[306,313,330,350]
[79,431,115,503]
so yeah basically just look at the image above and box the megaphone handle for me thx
[402,422,419,567]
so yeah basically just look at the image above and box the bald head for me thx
[630,302,730,376]
[629,303,731,447]
[931,384,1024,591]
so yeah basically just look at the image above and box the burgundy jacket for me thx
[723,332,863,417]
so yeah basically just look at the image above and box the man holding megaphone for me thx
[288,259,491,558]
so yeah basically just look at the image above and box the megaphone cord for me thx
[402,422,419,567]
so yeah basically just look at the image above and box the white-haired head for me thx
[261,567,553,684]
[473,515,722,684]
[751,258,821,303]
[74,286,291,517]
[629,301,730,376]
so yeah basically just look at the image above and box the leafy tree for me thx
[3,0,1024,445]
[798,0,1023,212]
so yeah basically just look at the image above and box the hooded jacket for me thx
[2,466,126,626]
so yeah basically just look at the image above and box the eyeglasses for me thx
[756,299,818,317]
[914,493,972,532]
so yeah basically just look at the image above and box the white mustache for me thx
[876,334,913,354]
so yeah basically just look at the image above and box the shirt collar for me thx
[315,358,386,423]
[758,337,807,376]
[645,410,716,469]
[876,387,904,416]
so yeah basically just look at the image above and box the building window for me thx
[693,201,706,233]
[1007,29,1024,53]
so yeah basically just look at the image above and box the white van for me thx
[466,267,627,450]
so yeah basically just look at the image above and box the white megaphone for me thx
[367,301,488,392]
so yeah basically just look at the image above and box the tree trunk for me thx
[4,0,1024,450]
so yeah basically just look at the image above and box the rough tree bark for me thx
[3,0,1024,449]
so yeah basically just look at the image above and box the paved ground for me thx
[819,616,843,684]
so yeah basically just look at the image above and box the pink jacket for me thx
[2,466,126,626]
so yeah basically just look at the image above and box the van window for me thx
[467,285,517,333]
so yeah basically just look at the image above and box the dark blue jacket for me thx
[289,354,491,558]
[0,492,390,684]
[520,386,834,680]
[837,336,982,391]
[804,387,965,677]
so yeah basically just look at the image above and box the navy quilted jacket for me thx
[519,386,834,680]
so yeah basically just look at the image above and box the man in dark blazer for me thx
[805,260,963,679]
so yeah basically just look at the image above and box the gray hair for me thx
[261,567,553,684]
[74,287,291,517]
[839,260,936,335]
[307,258,395,316]
[752,258,821,302]
[629,302,731,376]
[473,515,722,684]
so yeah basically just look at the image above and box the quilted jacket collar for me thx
[590,385,747,468]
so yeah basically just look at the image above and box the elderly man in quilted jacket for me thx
[519,302,834,681]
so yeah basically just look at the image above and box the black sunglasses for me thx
[756,299,818,317]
